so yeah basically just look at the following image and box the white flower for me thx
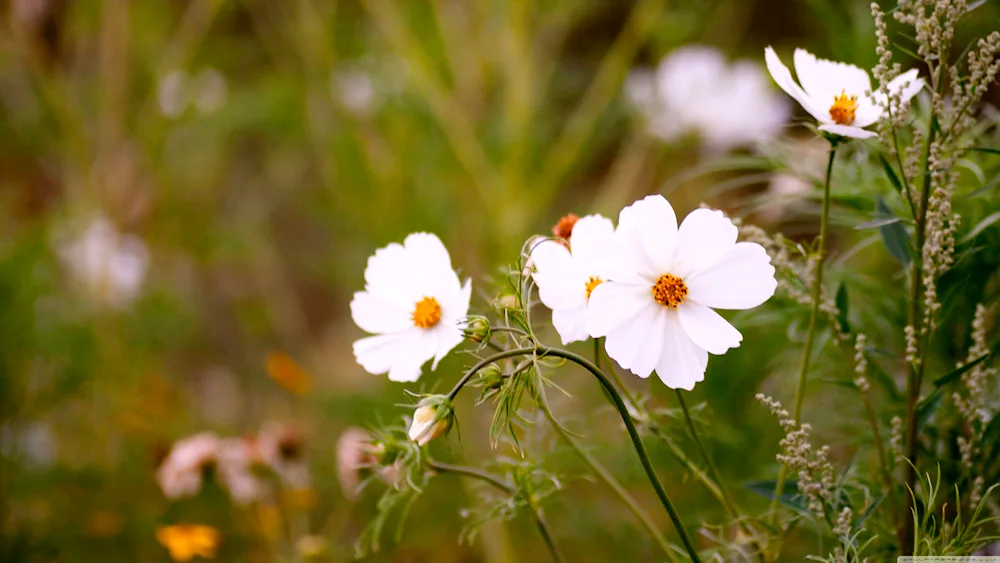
[255,422,309,490]
[156,432,220,499]
[58,217,149,309]
[626,46,790,153]
[530,215,616,344]
[588,195,777,390]
[351,233,472,382]
[216,437,266,505]
[764,47,924,139]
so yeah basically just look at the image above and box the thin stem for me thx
[860,390,900,534]
[539,392,678,562]
[675,392,766,563]
[537,348,700,562]
[426,460,564,563]
[771,143,837,523]
[447,345,700,562]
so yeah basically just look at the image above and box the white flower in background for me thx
[59,217,149,309]
[216,437,266,505]
[626,46,790,152]
[530,215,617,344]
[588,195,777,390]
[332,68,378,116]
[765,47,924,139]
[156,432,220,499]
[0,423,55,469]
[191,68,228,115]
[351,233,472,382]
[157,68,227,118]
[255,422,309,490]
[157,70,189,118]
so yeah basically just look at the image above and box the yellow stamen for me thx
[652,274,688,309]
[412,296,442,328]
[584,276,603,300]
[829,89,859,125]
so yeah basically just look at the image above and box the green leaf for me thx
[961,211,1000,243]
[876,196,912,266]
[916,390,943,430]
[745,479,806,512]
[878,153,903,193]
[835,283,850,334]
[966,146,1000,155]
[855,217,902,230]
[933,354,989,388]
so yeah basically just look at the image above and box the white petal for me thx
[604,304,662,378]
[654,318,708,390]
[353,330,413,376]
[552,305,592,345]
[351,291,411,334]
[851,99,883,128]
[677,302,743,354]
[672,208,738,278]
[431,323,464,369]
[404,232,461,298]
[793,48,871,105]
[686,242,777,310]
[387,329,436,382]
[887,69,924,105]
[818,123,878,139]
[531,240,587,310]
[586,281,651,338]
[442,278,473,322]
[615,195,678,278]
[764,47,828,122]
[569,215,616,276]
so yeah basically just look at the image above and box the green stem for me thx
[675,392,766,563]
[427,460,564,563]
[539,392,678,562]
[449,346,701,562]
[770,143,837,523]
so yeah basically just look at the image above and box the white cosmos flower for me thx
[587,195,777,390]
[351,233,472,382]
[764,47,924,139]
[530,215,616,344]
[626,46,790,153]
[156,432,220,499]
[58,217,149,309]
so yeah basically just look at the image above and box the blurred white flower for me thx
[331,68,378,116]
[58,217,149,309]
[627,46,790,152]
[531,215,616,344]
[588,195,777,390]
[255,422,309,490]
[0,423,55,468]
[217,437,266,505]
[351,233,472,382]
[191,69,228,115]
[765,47,924,139]
[157,70,189,119]
[758,138,829,223]
[156,432,220,499]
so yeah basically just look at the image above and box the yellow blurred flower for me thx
[265,351,312,395]
[156,524,220,561]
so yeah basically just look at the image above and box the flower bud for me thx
[408,397,453,446]
[463,316,491,344]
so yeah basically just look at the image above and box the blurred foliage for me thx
[1,0,1000,561]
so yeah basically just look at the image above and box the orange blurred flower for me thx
[156,524,220,561]
[265,351,313,395]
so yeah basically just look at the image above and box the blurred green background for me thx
[2,0,999,561]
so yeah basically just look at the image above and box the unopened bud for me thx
[464,316,491,344]
[408,397,453,446]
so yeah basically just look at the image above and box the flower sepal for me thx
[463,316,492,345]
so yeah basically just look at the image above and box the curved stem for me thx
[536,348,700,562]
[539,391,678,562]
[426,460,564,563]
[771,144,837,522]
[448,345,700,561]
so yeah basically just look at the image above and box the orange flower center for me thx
[584,276,603,300]
[652,274,688,309]
[412,297,442,328]
[829,90,859,126]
